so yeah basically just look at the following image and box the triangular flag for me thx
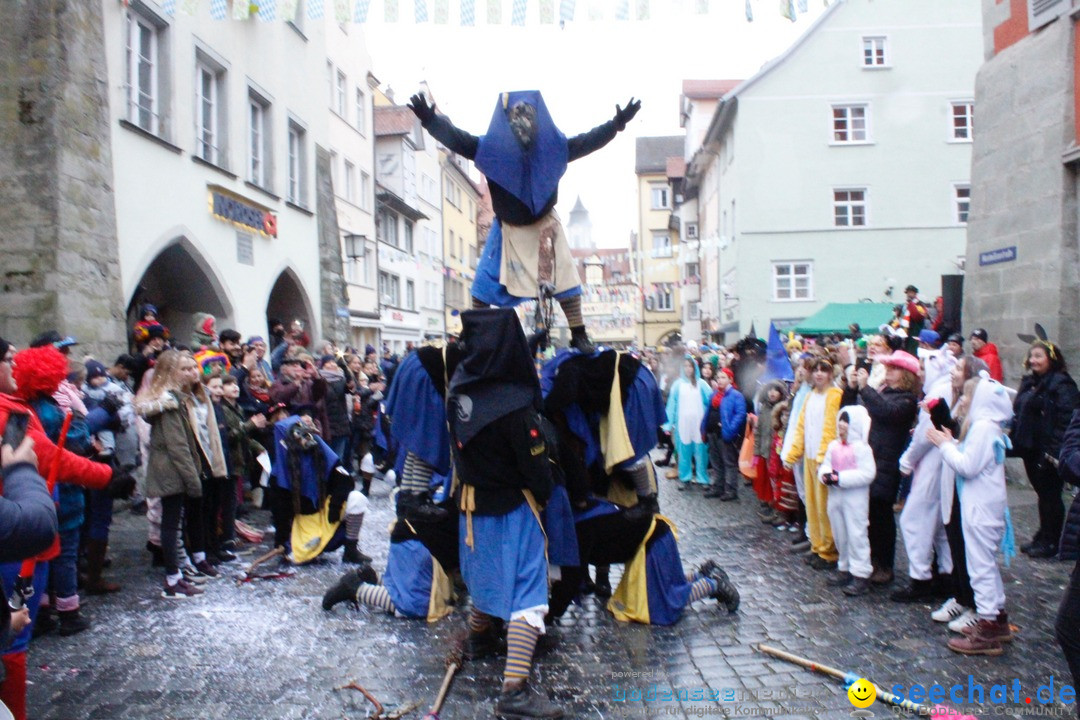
[779,0,795,21]
[354,0,371,21]
[587,0,602,20]
[434,0,449,22]
[232,0,250,19]
[511,0,527,25]
[460,0,475,24]
[280,0,299,20]
[745,0,752,20]
[162,0,177,15]
[180,0,199,13]
[335,0,351,21]
[415,0,428,21]
[614,0,628,19]
[635,0,648,20]
[559,0,574,21]
[209,0,228,19]
[385,0,399,21]
[538,0,554,22]
[308,0,325,19]
[257,0,278,20]
[797,0,807,10]
[762,323,795,383]
[695,0,708,13]
[487,0,501,23]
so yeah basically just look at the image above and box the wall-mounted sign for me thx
[392,311,403,322]
[978,246,1017,266]
[208,185,277,237]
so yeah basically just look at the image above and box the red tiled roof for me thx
[666,156,686,179]
[374,106,417,137]
[681,79,742,99]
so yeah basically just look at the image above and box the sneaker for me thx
[774,522,791,531]
[162,578,204,599]
[842,577,871,597]
[194,560,220,579]
[703,487,724,498]
[494,679,565,719]
[760,510,780,524]
[931,598,964,623]
[214,549,238,563]
[809,556,837,571]
[677,482,690,492]
[719,492,737,502]
[787,524,802,533]
[947,608,979,633]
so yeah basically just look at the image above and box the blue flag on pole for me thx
[762,323,795,383]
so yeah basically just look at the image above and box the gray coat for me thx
[137,391,203,498]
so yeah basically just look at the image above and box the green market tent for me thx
[793,303,895,336]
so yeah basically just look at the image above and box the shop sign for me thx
[208,185,277,237]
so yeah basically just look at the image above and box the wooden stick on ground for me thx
[335,681,384,718]
[238,545,285,584]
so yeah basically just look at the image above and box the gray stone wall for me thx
[0,0,125,358]
[965,17,1079,384]
[315,145,349,345]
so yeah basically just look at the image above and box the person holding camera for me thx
[270,356,329,437]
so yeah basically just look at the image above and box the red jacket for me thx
[0,393,111,492]
[974,343,1004,383]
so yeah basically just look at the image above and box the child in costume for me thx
[769,400,799,531]
[818,406,876,596]
[407,91,640,354]
[665,357,711,489]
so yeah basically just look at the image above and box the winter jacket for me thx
[700,385,748,444]
[1057,410,1080,560]
[974,342,1004,383]
[220,399,264,477]
[1012,369,1080,462]
[753,381,788,458]
[858,385,919,502]
[137,391,203,499]
[350,386,379,437]
[270,376,329,437]
[320,369,350,439]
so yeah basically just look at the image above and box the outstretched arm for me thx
[567,97,641,161]
[408,93,479,159]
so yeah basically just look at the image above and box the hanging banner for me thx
[280,0,300,20]
[232,0,250,19]
[209,0,228,19]
[434,0,449,22]
[386,0,399,21]
[779,0,795,21]
[559,0,574,22]
[416,0,429,21]
[487,0,501,23]
[511,0,527,25]
[636,0,648,20]
[335,0,351,21]
[539,0,554,22]
[354,0,371,21]
[257,0,278,20]
[180,0,199,15]
[461,0,475,24]
[614,0,628,19]
[162,0,177,16]
[745,0,752,20]
[307,0,325,18]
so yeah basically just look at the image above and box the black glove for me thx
[407,93,436,125]
[822,472,840,487]
[613,97,641,131]
[107,468,136,499]
[100,394,123,416]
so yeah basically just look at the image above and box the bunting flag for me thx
[354,0,371,21]
[434,0,449,22]
[385,0,399,21]
[587,0,603,20]
[486,0,501,23]
[416,0,428,21]
[635,0,648,20]
[614,0,628,19]
[511,0,527,25]
[460,0,474,24]
[180,0,200,15]
[335,0,351,21]
[559,0,574,22]
[695,0,708,13]
[797,0,807,10]
[762,323,795,383]
[209,0,228,19]
[280,0,299,20]
[257,0,278,20]
[745,0,752,20]
[779,0,795,21]
[162,0,177,15]
[232,0,250,19]
[307,0,325,18]
[538,0,554,22]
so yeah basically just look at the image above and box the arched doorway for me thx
[126,238,234,350]
[266,268,314,343]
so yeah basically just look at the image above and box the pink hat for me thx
[880,350,920,376]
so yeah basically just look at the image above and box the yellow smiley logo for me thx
[847,678,876,709]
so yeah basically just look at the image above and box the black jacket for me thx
[859,385,918,502]
[1012,370,1080,460]
[321,373,350,439]
[1057,410,1080,559]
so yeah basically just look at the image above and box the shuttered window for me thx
[1029,0,1069,31]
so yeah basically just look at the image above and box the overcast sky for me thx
[361,0,827,248]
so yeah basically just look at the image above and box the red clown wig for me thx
[13,346,69,401]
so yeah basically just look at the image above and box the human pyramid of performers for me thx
[315,91,740,720]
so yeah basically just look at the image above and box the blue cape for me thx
[384,352,451,474]
[474,91,568,216]
[272,416,339,505]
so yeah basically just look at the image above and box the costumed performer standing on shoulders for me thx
[407,90,640,355]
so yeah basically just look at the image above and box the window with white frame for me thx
[425,280,440,308]
[954,184,971,224]
[423,227,438,256]
[355,87,366,134]
[951,101,974,141]
[406,280,415,310]
[125,9,164,135]
[335,70,347,118]
[378,271,400,307]
[287,120,307,205]
[832,104,869,143]
[833,188,867,227]
[650,185,670,210]
[688,301,701,320]
[404,220,414,254]
[377,208,398,246]
[651,232,672,258]
[194,55,226,166]
[248,91,271,188]
[654,283,673,311]
[684,222,698,239]
[685,262,699,281]
[773,262,813,301]
[359,171,371,211]
[862,36,887,67]
[344,159,356,203]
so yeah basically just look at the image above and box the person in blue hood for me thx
[408,90,640,355]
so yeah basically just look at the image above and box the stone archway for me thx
[126,237,234,350]
[265,267,314,342]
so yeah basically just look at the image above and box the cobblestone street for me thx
[25,457,1076,720]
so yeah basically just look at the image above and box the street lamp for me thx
[344,233,368,260]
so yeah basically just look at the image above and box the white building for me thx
[683,0,980,341]
[107,2,335,344]
[326,23,380,352]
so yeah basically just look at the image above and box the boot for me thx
[494,678,566,719]
[569,326,594,355]
[57,609,91,637]
[842,577,871,596]
[85,539,121,595]
[342,542,373,565]
[32,607,58,638]
[947,614,1010,656]
[322,568,365,611]
[890,578,935,603]
[623,494,659,521]
[592,566,612,599]
[462,625,506,660]
[146,541,165,568]
[826,571,852,587]
[706,563,740,613]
